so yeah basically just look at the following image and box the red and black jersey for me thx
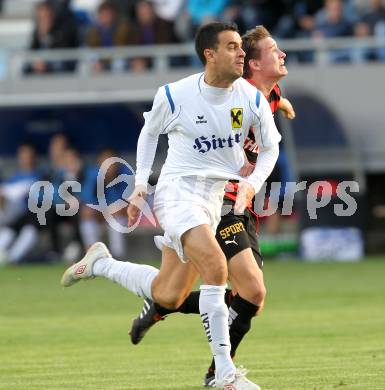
[246,79,281,114]
[267,84,281,114]
[242,80,281,165]
[224,81,281,205]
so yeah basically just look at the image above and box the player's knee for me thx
[153,289,185,310]
[255,299,265,316]
[197,245,228,284]
[246,283,267,307]
[202,258,228,285]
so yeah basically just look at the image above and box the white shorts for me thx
[153,176,226,262]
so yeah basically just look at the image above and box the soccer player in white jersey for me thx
[128,25,296,388]
[61,22,280,389]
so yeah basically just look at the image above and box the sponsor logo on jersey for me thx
[243,135,259,153]
[230,108,243,129]
[196,115,207,124]
[193,132,242,154]
[219,222,245,239]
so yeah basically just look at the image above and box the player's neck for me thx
[249,75,278,97]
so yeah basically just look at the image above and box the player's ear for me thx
[204,48,215,63]
[249,58,261,72]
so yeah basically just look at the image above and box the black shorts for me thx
[215,199,263,269]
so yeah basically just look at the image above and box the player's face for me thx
[256,37,287,79]
[212,30,245,80]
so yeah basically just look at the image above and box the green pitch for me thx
[1,259,385,390]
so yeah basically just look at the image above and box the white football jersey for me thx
[135,72,281,188]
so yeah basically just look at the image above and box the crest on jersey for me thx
[230,108,243,129]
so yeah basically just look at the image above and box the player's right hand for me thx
[127,185,147,227]
[239,160,255,177]
[234,181,255,215]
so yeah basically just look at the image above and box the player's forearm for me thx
[246,144,279,193]
[278,97,295,119]
[135,128,159,189]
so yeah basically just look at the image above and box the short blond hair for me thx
[242,25,271,78]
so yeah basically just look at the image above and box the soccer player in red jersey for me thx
[129,25,296,387]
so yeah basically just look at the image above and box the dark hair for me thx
[98,0,116,13]
[242,25,271,78]
[195,21,239,65]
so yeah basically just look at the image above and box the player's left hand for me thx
[239,160,255,177]
[280,97,296,120]
[234,181,255,215]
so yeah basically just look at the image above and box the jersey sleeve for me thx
[135,86,173,188]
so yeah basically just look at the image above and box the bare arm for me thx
[278,97,296,120]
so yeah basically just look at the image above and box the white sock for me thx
[0,227,16,251]
[107,219,125,258]
[8,225,39,263]
[199,285,235,382]
[80,219,101,248]
[93,257,158,299]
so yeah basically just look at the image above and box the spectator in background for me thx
[111,0,138,20]
[44,133,68,259]
[0,144,42,265]
[273,0,323,62]
[313,0,353,62]
[274,0,324,38]
[355,0,385,31]
[213,0,286,36]
[313,0,353,38]
[150,0,185,41]
[25,1,80,74]
[45,138,84,262]
[221,2,248,34]
[353,0,385,61]
[79,148,128,258]
[47,0,79,31]
[133,0,177,45]
[48,132,69,173]
[86,0,131,72]
[127,0,179,71]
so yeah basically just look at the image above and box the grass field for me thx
[1,259,385,390]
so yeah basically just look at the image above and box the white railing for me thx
[0,36,384,107]
[2,35,385,77]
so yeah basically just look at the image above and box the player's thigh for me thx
[215,211,251,261]
[228,248,266,308]
[215,211,263,271]
[152,246,199,308]
[182,224,227,285]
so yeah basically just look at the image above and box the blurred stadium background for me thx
[0,1,385,389]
